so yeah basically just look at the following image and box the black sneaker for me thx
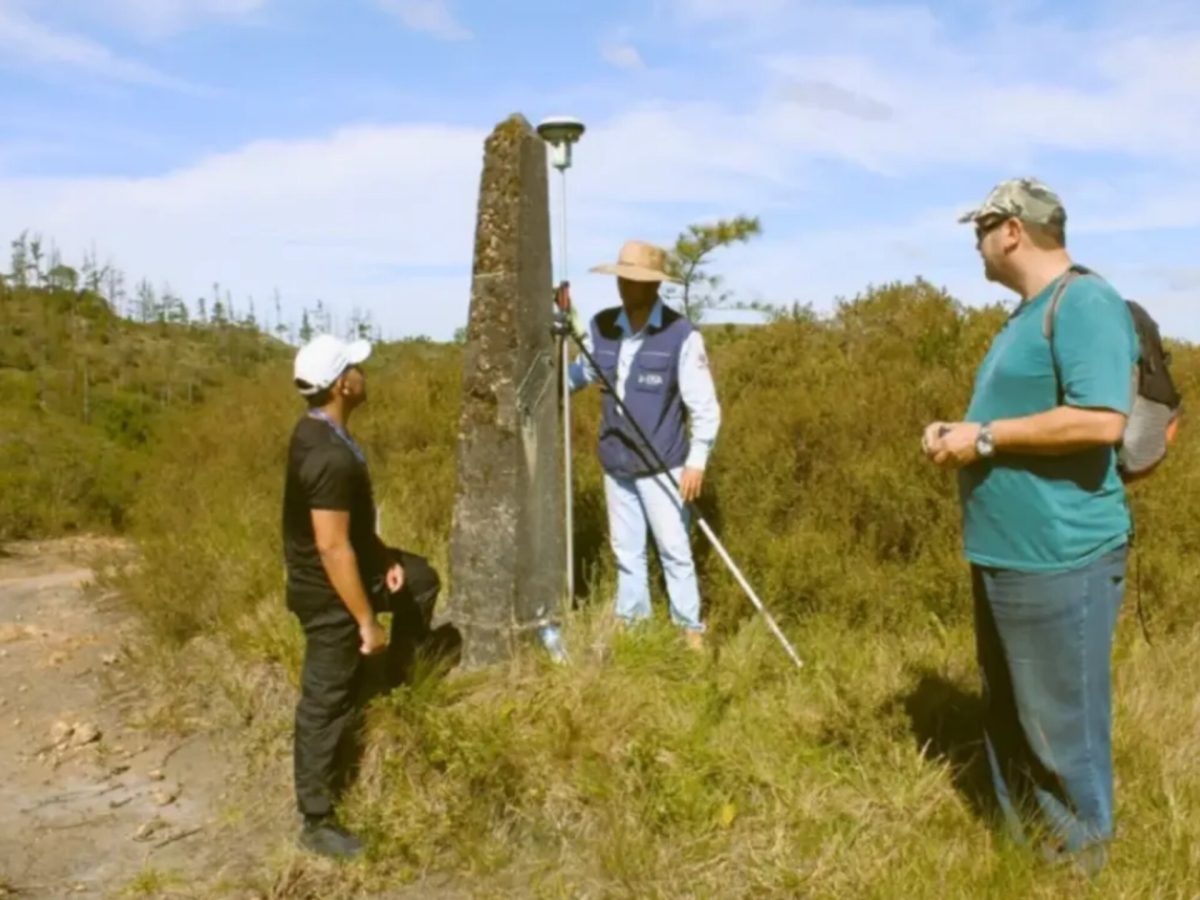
[299,816,364,859]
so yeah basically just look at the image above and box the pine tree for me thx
[9,232,29,287]
[663,215,762,323]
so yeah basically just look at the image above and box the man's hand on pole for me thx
[680,466,705,503]
[553,283,583,338]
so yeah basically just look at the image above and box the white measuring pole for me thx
[695,518,804,670]
[557,167,574,605]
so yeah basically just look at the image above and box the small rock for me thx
[51,721,74,745]
[72,884,86,894]
[16,685,28,694]
[0,623,37,643]
[49,651,68,666]
[101,653,118,666]
[70,723,101,747]
[148,769,165,782]
[12,718,22,728]
[153,787,179,807]
[134,819,166,841]
[109,763,130,777]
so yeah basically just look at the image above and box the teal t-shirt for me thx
[959,271,1139,572]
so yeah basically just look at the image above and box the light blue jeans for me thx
[972,545,1128,872]
[603,468,704,632]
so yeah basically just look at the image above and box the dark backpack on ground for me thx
[1044,265,1182,481]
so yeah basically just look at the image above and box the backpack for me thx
[1043,265,1182,481]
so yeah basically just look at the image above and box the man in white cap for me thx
[922,178,1138,874]
[283,334,441,858]
[569,239,721,650]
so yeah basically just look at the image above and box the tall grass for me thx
[120,283,1200,897]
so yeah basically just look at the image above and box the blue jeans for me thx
[604,468,704,632]
[972,545,1127,862]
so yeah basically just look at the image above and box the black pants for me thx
[290,549,440,819]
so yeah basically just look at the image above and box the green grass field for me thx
[99,281,1200,897]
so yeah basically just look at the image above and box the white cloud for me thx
[1154,267,1200,293]
[0,107,804,340]
[375,0,472,41]
[0,123,486,339]
[0,3,191,87]
[87,0,267,38]
[654,0,1200,172]
[760,29,1200,174]
[3,100,1197,342]
[600,41,646,71]
[779,79,892,122]
[1,0,268,40]
[667,0,789,25]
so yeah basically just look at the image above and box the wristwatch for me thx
[975,423,996,459]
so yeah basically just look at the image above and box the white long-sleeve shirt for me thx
[568,301,721,470]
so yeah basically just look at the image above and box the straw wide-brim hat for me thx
[589,239,681,283]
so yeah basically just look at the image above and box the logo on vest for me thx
[637,372,665,387]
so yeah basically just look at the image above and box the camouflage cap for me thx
[957,177,1066,226]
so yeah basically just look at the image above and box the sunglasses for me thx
[974,217,1009,244]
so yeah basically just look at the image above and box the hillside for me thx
[0,281,286,539]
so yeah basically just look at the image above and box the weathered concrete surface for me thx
[445,113,563,668]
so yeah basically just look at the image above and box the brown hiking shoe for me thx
[684,630,705,652]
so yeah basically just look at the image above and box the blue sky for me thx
[1,0,1197,340]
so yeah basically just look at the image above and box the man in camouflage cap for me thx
[922,177,1139,874]
[957,177,1067,228]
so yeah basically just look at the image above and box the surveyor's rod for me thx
[694,518,804,669]
[562,323,803,670]
[558,168,575,605]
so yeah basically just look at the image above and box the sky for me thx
[1,0,1197,341]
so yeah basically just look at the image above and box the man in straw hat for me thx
[922,178,1138,874]
[568,239,721,650]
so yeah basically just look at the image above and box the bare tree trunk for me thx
[82,359,91,424]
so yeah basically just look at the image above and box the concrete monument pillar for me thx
[445,113,564,668]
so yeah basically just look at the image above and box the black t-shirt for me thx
[282,415,385,603]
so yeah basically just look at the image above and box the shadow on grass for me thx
[899,670,997,822]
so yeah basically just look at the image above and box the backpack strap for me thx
[1041,264,1095,341]
[1041,264,1096,405]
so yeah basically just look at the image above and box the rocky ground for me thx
[0,538,270,899]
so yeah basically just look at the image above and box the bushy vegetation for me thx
[114,280,1200,897]
[0,278,284,539]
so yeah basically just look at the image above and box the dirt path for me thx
[0,538,268,899]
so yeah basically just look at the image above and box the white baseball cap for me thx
[293,334,372,395]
